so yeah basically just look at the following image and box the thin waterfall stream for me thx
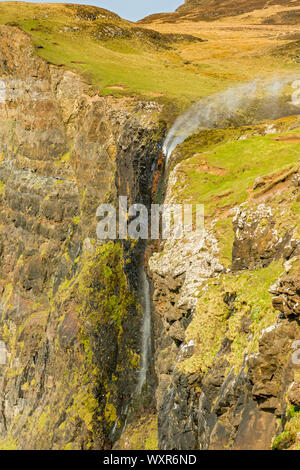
[137,265,152,394]
[111,262,152,439]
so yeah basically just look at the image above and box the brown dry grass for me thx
[140,16,300,84]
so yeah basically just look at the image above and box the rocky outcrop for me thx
[152,258,300,450]
[271,273,300,318]
[232,204,297,271]
[149,129,300,450]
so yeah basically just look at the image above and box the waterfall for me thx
[137,266,152,394]
[110,263,152,439]
[163,75,300,165]
[110,403,129,440]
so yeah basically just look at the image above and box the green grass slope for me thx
[169,117,300,217]
[0,3,299,111]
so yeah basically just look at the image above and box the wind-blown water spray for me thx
[163,75,300,164]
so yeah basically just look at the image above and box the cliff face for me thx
[0,4,300,452]
[149,122,300,450]
[0,25,163,449]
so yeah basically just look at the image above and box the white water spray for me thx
[163,75,300,164]
[111,403,129,439]
[137,266,152,394]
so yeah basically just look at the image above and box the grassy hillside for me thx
[0,2,299,111]
[140,0,300,24]
[169,117,300,218]
[0,2,227,107]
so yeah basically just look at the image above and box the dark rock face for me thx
[158,316,299,450]
[271,274,300,318]
[159,374,199,450]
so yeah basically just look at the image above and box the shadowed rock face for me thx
[152,255,300,450]
[0,25,164,449]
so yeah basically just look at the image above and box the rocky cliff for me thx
[0,2,299,451]
[149,121,300,450]
[0,24,164,449]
